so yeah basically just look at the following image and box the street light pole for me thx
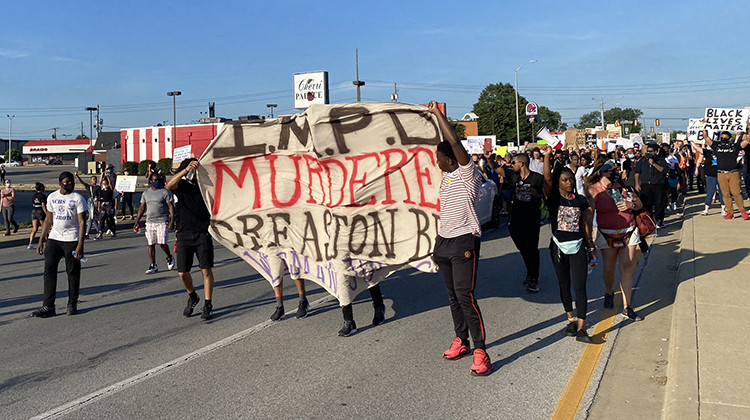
[592,97,605,130]
[167,91,182,145]
[6,114,14,162]
[85,107,97,139]
[514,59,537,145]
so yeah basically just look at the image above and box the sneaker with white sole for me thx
[166,256,175,271]
[145,264,158,274]
[27,244,36,250]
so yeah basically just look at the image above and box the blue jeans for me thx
[86,199,99,235]
[704,176,724,207]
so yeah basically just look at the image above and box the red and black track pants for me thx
[434,233,486,350]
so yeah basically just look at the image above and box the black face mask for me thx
[63,183,74,193]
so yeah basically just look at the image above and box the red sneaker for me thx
[724,212,734,220]
[442,337,470,360]
[741,211,749,220]
[470,348,492,376]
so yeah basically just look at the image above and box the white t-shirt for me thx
[529,159,544,175]
[47,190,88,242]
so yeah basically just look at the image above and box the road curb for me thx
[662,197,699,420]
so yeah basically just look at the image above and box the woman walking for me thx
[1,178,19,235]
[692,142,726,216]
[702,128,750,219]
[28,182,47,249]
[586,159,644,321]
[541,146,596,342]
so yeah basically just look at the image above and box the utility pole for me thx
[597,98,605,130]
[352,49,365,102]
[95,105,101,139]
[52,127,59,139]
[85,106,97,139]
[80,122,84,137]
[390,82,398,102]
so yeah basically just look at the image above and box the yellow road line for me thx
[552,248,645,419]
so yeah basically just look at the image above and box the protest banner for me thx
[173,145,192,163]
[115,175,137,193]
[198,102,443,305]
[703,107,749,132]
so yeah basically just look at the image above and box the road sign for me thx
[525,102,538,116]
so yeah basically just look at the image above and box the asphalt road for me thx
[0,219,614,419]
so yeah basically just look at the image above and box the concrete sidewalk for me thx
[663,194,750,419]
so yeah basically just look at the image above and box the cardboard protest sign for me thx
[687,118,706,142]
[703,108,748,132]
[173,145,192,163]
[198,102,443,306]
[462,136,484,155]
[115,175,137,193]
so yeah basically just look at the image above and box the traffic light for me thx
[655,119,660,126]
[614,120,620,127]
[634,119,638,127]
[650,127,655,133]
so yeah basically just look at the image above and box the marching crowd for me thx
[5,108,750,376]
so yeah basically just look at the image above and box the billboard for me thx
[294,71,329,109]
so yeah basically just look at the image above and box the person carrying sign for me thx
[429,101,492,376]
[166,158,215,321]
[702,127,750,220]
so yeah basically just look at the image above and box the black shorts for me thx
[176,231,214,272]
[31,210,46,221]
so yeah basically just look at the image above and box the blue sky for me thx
[1,0,748,140]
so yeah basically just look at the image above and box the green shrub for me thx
[157,158,172,175]
[139,160,156,176]
[122,161,139,175]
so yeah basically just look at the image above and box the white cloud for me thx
[0,49,30,58]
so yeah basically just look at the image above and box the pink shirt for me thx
[590,182,635,230]
[1,187,15,208]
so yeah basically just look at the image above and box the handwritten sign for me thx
[703,107,748,132]
[198,102,442,305]
[115,175,137,193]
[173,145,192,163]
[687,118,705,142]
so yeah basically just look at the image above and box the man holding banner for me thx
[166,158,215,321]
[429,101,492,376]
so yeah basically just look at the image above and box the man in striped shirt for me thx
[428,101,492,376]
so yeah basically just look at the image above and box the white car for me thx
[475,176,501,228]
[5,160,21,167]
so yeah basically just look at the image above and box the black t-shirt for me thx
[97,187,116,205]
[500,163,513,189]
[713,141,741,171]
[32,192,46,210]
[510,171,544,223]
[702,148,719,177]
[86,184,101,201]
[175,179,210,233]
[547,193,589,242]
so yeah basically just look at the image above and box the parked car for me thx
[6,160,21,167]
[46,158,62,165]
[475,175,501,228]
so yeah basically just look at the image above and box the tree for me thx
[449,120,466,139]
[76,134,89,139]
[575,107,643,130]
[3,149,22,162]
[472,82,565,145]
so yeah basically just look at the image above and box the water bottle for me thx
[612,189,623,203]
[134,225,141,234]
[71,251,88,263]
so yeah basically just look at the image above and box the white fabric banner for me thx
[197,102,443,305]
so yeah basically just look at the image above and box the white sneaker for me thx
[145,264,158,274]
[106,229,113,236]
[166,257,175,271]
[27,244,36,250]
[701,209,709,216]
[722,207,728,216]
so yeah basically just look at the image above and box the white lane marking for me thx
[31,295,337,419]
